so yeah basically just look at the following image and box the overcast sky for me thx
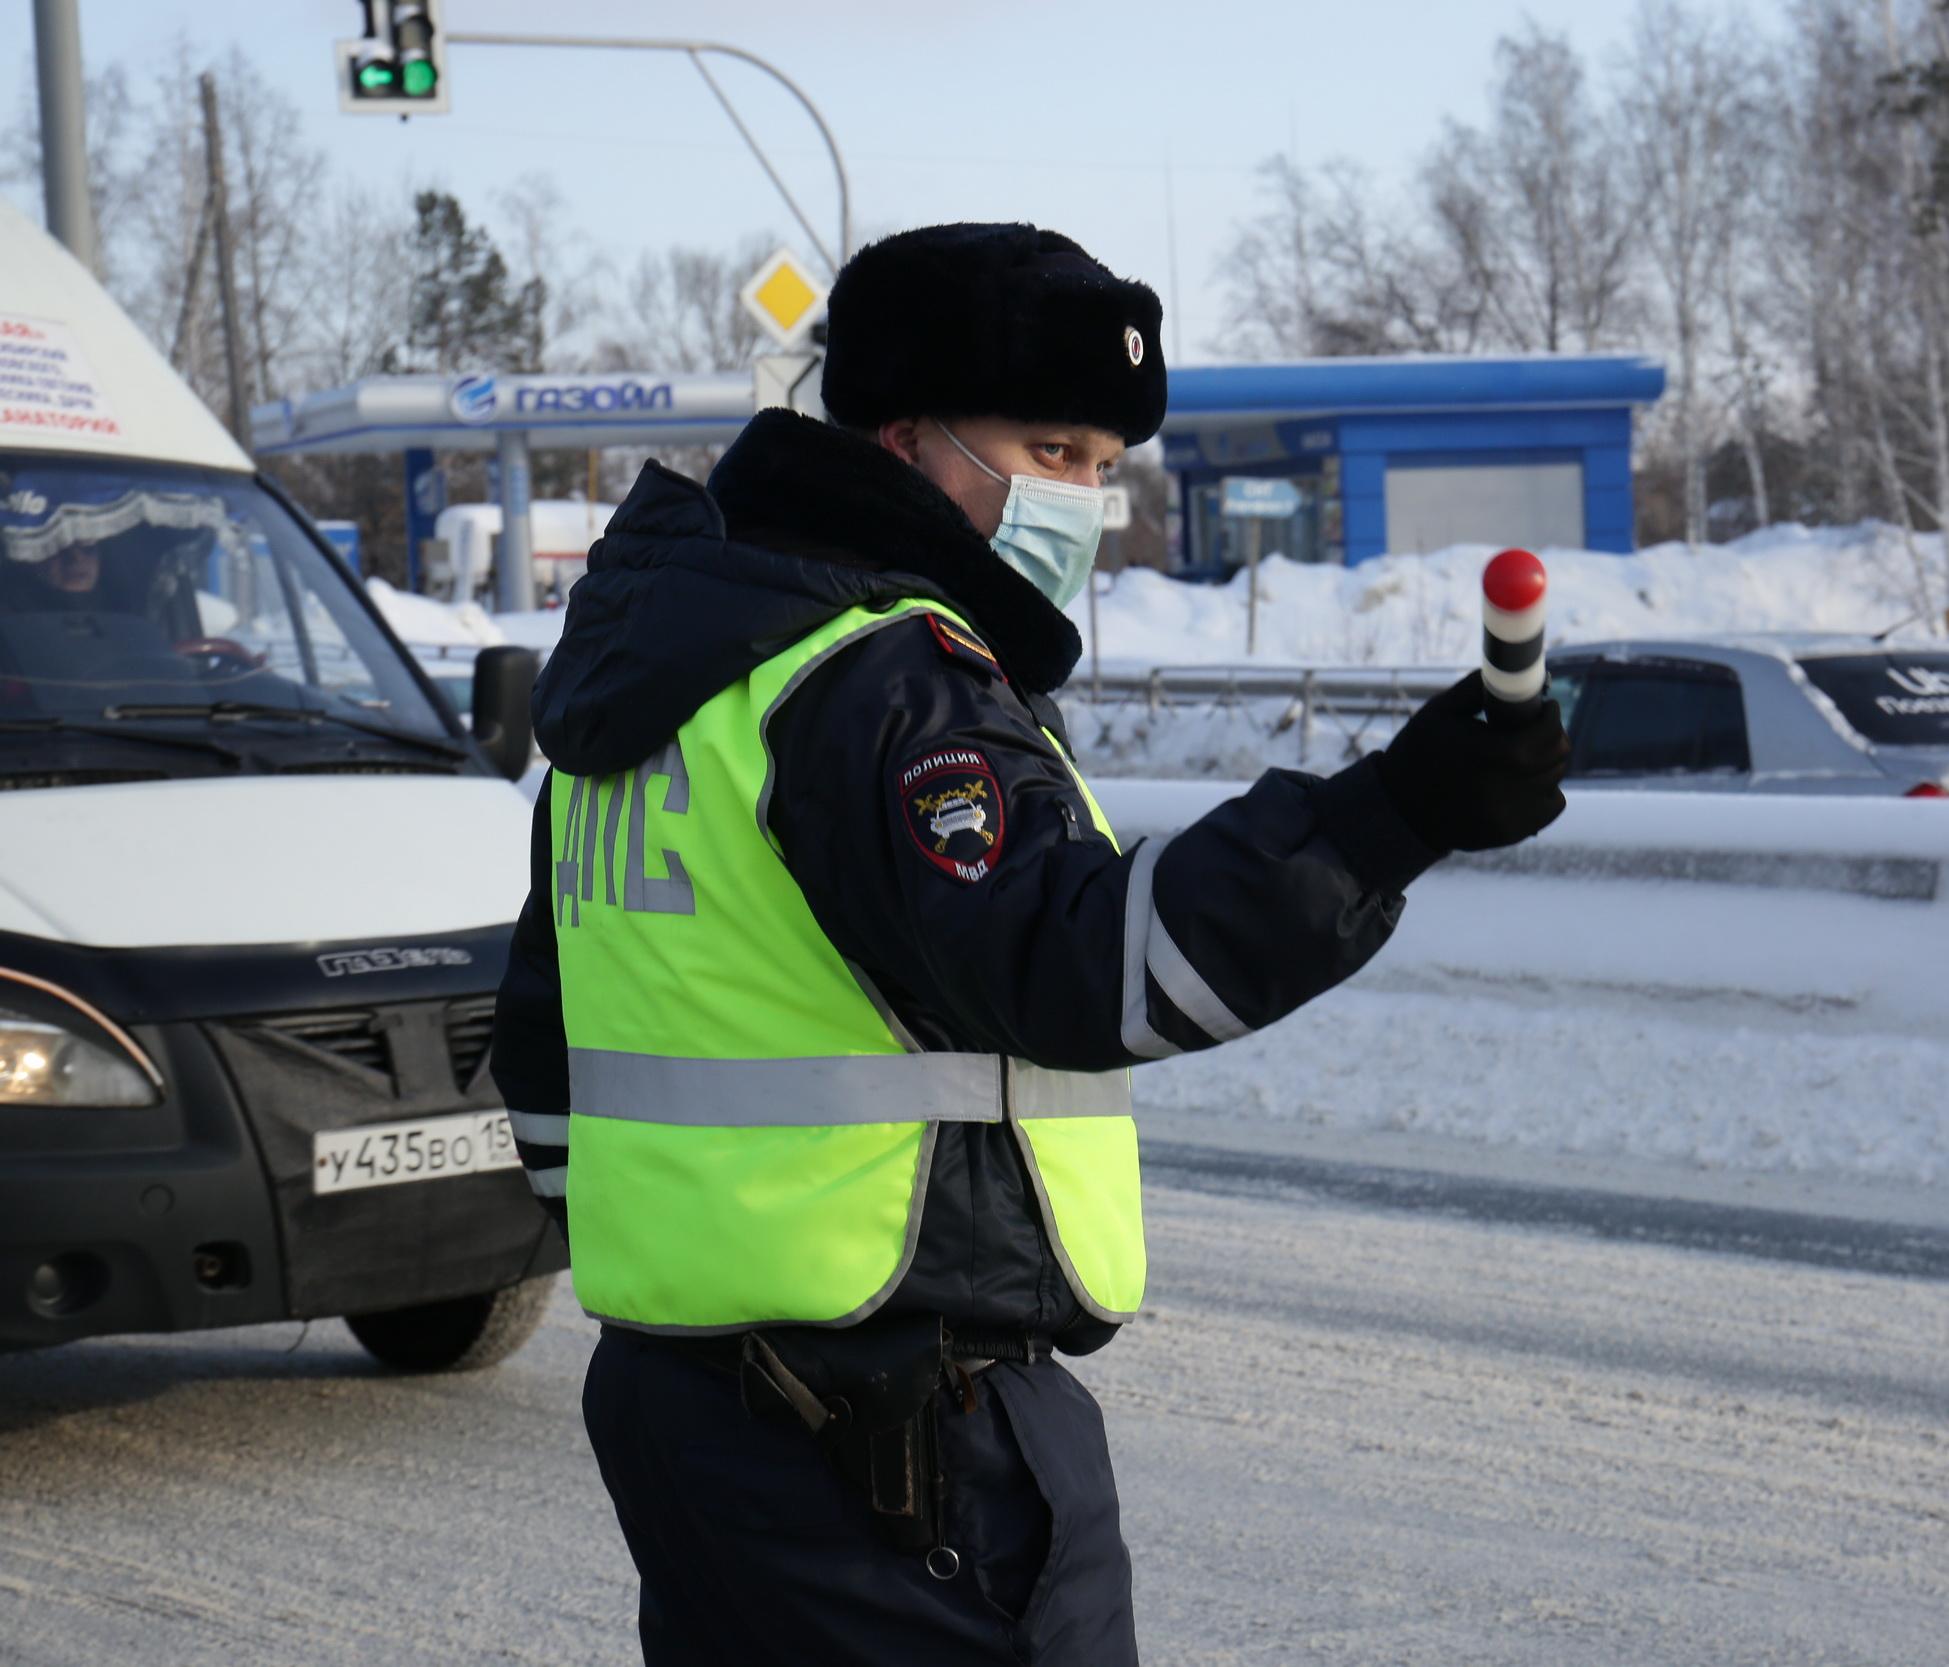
[10,0,1767,369]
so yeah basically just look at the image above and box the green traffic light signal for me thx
[340,1,446,114]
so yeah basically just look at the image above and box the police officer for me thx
[491,223,1569,1666]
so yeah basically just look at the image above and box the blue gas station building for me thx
[251,352,1665,603]
[1161,355,1666,569]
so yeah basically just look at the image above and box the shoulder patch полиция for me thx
[925,613,1005,680]
[895,746,1007,884]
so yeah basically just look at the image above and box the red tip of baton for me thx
[1483,548,1547,613]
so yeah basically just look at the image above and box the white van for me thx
[0,201,562,1369]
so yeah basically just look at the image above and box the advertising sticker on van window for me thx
[0,314,121,441]
[1797,654,1949,745]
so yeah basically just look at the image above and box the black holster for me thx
[738,1316,948,1554]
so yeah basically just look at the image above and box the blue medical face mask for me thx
[935,421,1105,611]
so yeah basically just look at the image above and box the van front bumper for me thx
[0,1025,286,1350]
[0,1005,565,1353]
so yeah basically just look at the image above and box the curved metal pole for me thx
[690,42,850,267]
[447,32,851,270]
[685,50,834,272]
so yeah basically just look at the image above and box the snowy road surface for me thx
[3,1172,1945,1667]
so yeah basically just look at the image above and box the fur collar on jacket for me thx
[707,409,1082,694]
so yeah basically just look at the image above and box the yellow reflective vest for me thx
[551,599,1146,1334]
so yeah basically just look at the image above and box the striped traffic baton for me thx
[1481,548,1548,728]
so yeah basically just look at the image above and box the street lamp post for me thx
[445,33,851,272]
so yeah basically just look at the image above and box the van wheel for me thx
[344,1275,555,1372]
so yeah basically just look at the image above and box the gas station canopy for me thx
[251,369,754,455]
[251,369,758,611]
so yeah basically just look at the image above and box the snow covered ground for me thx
[1108,783,1949,1190]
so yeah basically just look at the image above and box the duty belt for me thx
[641,1324,1051,1376]
[635,1319,1053,1576]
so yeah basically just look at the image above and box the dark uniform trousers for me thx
[582,1327,1140,1665]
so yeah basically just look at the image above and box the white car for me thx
[1548,636,1949,797]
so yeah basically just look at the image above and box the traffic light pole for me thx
[444,32,851,272]
[32,0,98,271]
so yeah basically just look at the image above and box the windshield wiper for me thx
[0,715,249,767]
[101,701,472,763]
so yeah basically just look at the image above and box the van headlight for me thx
[0,979,163,1108]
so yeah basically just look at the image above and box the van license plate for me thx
[313,1111,520,1195]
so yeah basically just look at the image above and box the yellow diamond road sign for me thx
[741,248,827,349]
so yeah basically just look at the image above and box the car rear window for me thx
[1571,665,1750,776]
[1796,654,1949,745]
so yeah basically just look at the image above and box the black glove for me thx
[1375,671,1569,854]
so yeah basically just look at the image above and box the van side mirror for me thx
[471,646,540,781]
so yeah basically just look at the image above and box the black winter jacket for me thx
[488,410,1440,1354]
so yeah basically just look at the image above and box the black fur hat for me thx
[821,223,1168,444]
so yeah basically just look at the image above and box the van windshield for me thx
[0,453,460,782]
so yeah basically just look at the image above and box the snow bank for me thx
[1071,523,1945,673]
[365,577,504,650]
[492,608,572,652]
[1105,781,1949,1187]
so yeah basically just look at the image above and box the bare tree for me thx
[220,46,325,402]
[1422,24,1642,352]
[1618,0,1760,545]
[1211,156,1488,357]
[594,236,773,376]
[587,235,773,483]
[1717,257,1775,529]
[78,43,333,420]
[1762,1,1882,523]
[1708,41,1784,531]
[1210,156,1319,357]
[1,60,140,285]
[1311,160,1492,353]
[289,188,417,387]
[495,172,604,371]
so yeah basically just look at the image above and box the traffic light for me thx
[338,1,449,116]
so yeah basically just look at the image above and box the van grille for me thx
[445,998,496,1092]
[259,1008,389,1075]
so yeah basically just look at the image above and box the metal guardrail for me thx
[1073,664,1459,702]
[1061,663,1463,764]
[1449,844,1941,903]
